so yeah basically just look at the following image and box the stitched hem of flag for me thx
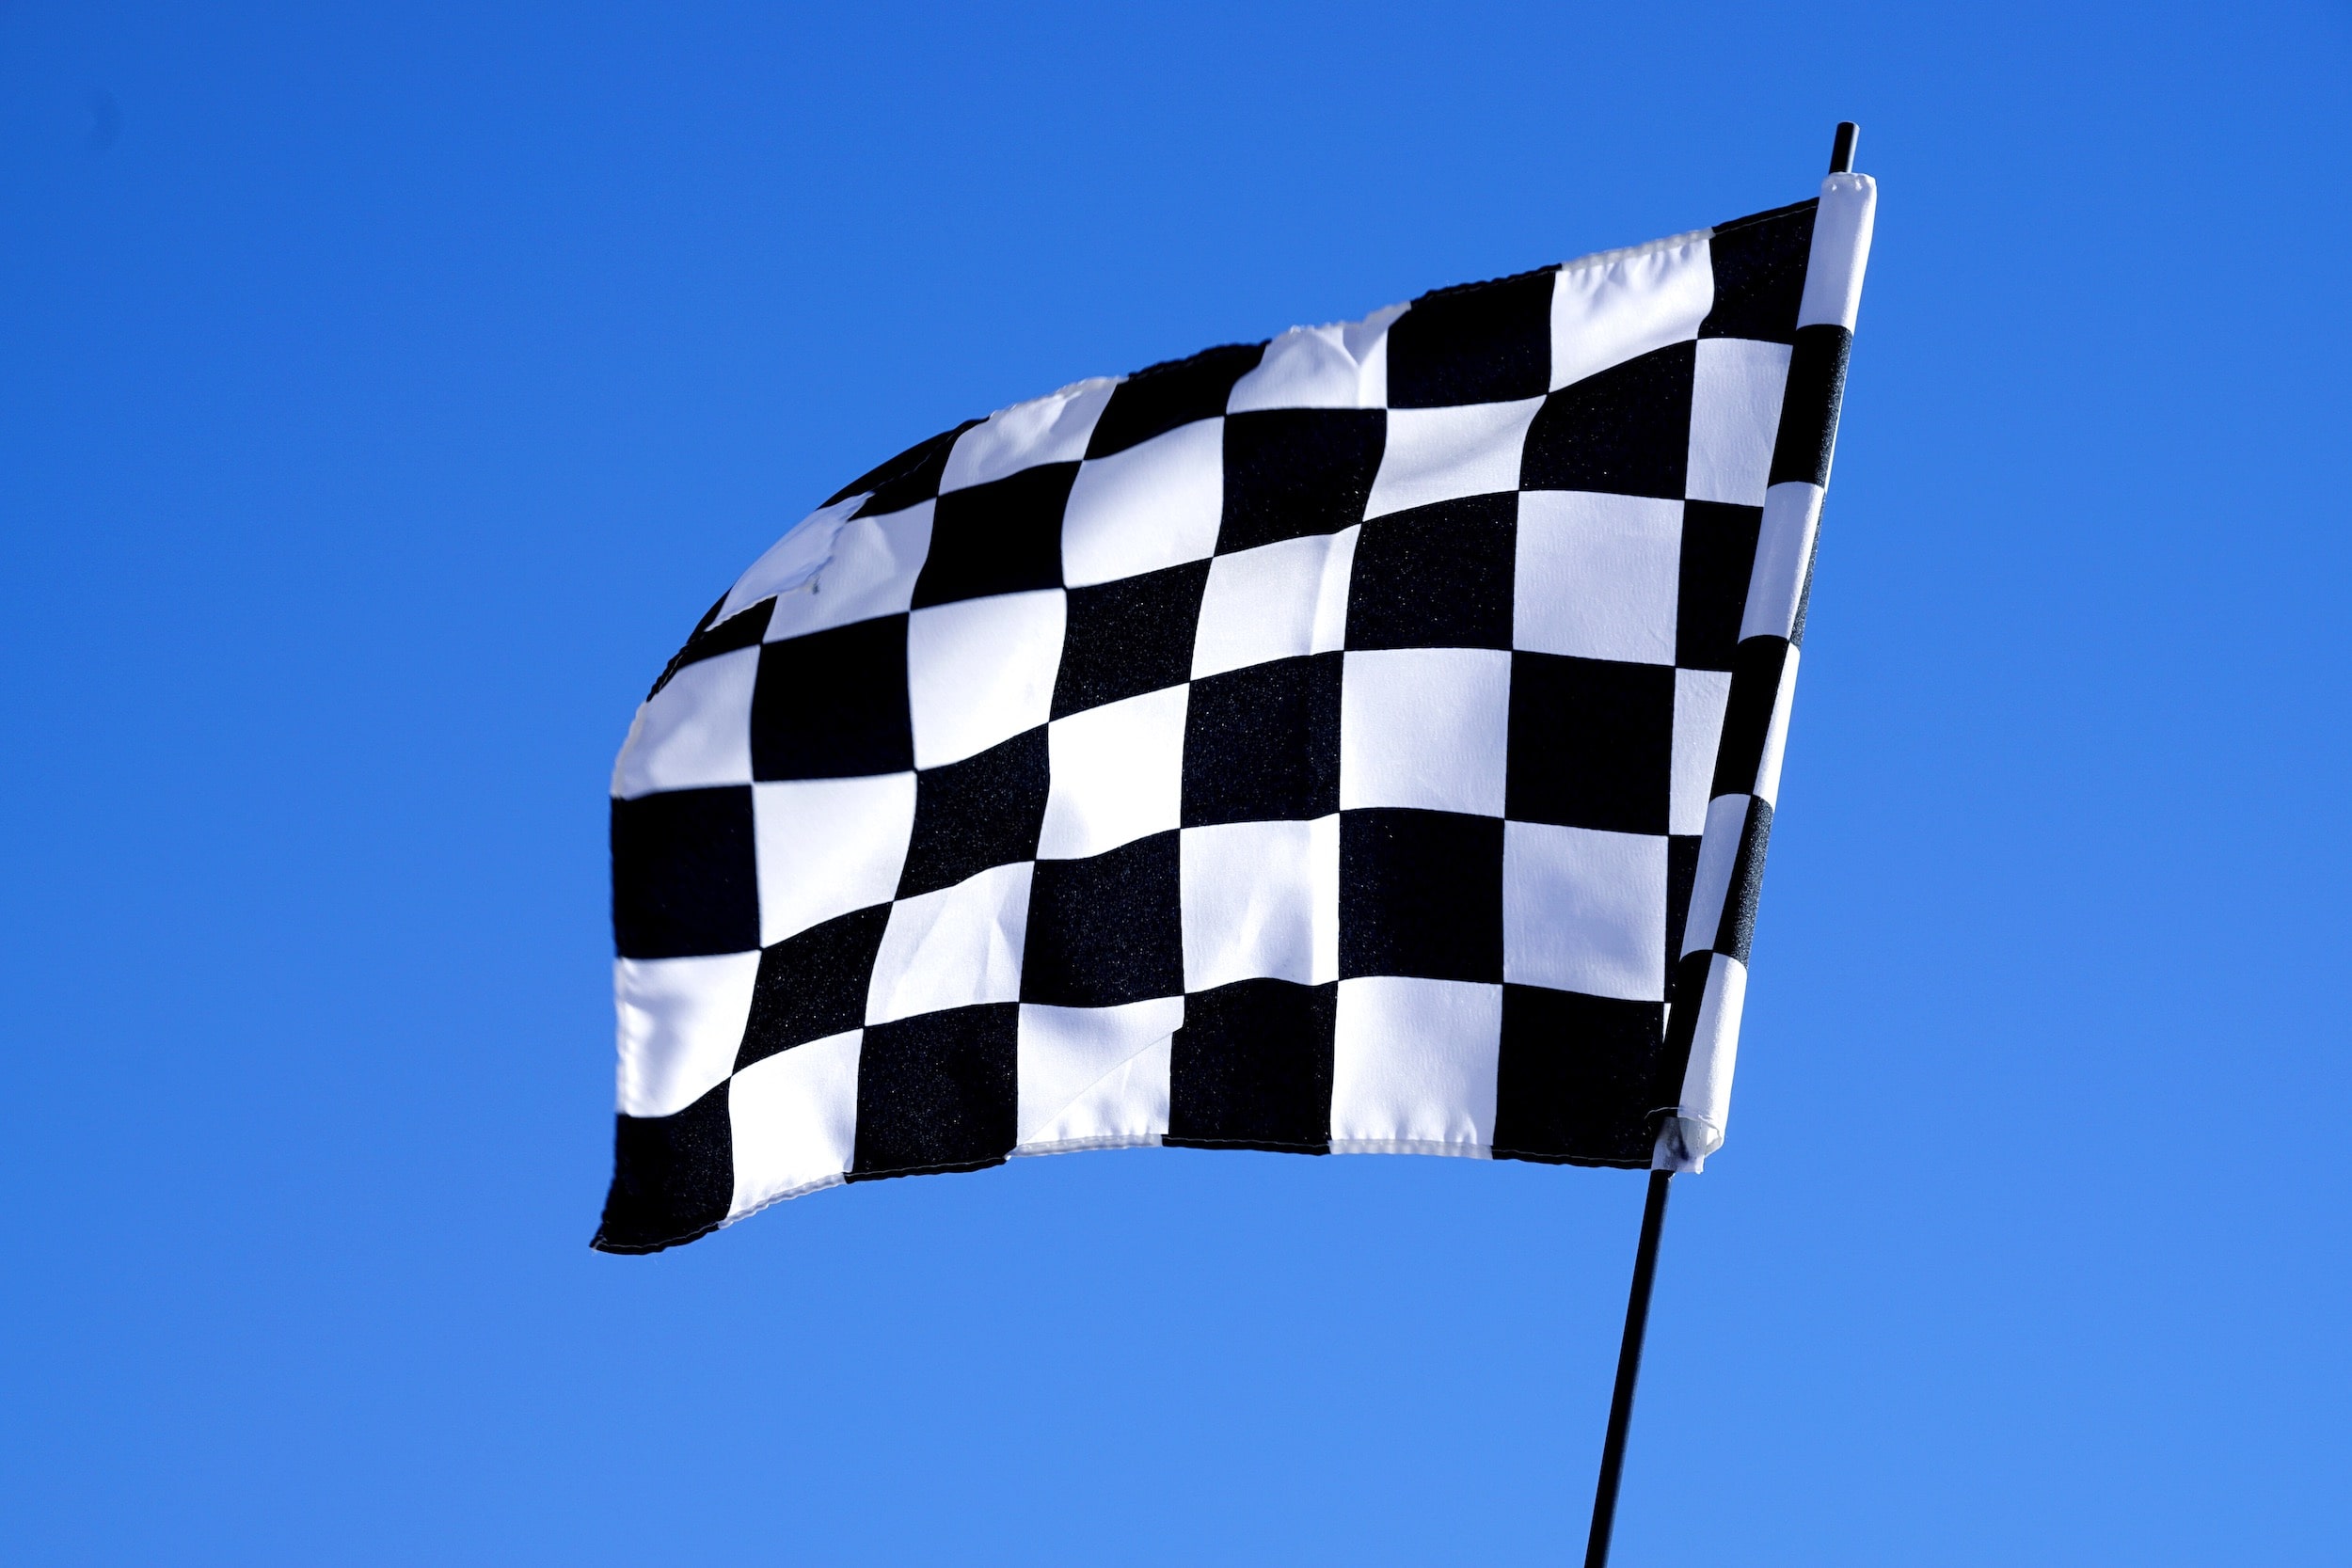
[590,1214,732,1256]
[1164,1135,1331,1155]
[714,1171,849,1236]
[844,1153,1009,1184]
[1554,225,1714,278]
[1328,1138,1494,1159]
[1490,1148,1654,1171]
[596,1137,1663,1251]
[1707,195,1820,238]
[1011,1133,1166,1158]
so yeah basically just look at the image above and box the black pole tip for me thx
[1829,121,1860,175]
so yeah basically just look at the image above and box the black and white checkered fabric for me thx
[595,174,1876,1253]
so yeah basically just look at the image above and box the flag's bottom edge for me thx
[598,1137,1660,1253]
[1012,1135,1648,1164]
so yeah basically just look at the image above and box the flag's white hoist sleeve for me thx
[1656,171,1875,1174]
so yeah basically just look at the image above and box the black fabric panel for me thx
[1698,199,1816,343]
[1345,493,1516,652]
[1021,832,1184,1007]
[738,905,890,1070]
[1674,501,1762,673]
[1664,833,1703,998]
[1768,325,1851,489]
[1167,978,1336,1152]
[1087,341,1266,458]
[1053,561,1208,718]
[1718,796,1775,966]
[750,615,914,781]
[591,1082,735,1254]
[850,1004,1018,1179]
[1491,985,1665,1165]
[1386,267,1554,407]
[1505,652,1675,835]
[648,597,773,700]
[1520,342,1694,500]
[1338,808,1504,984]
[898,727,1048,897]
[611,786,758,959]
[914,463,1073,608]
[1181,653,1342,826]
[833,420,983,515]
[1221,409,1385,552]
[1708,636,1792,801]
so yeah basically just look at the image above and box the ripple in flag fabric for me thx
[596,173,1876,1252]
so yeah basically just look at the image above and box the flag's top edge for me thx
[1709,195,1821,240]
[981,203,1817,418]
[804,195,1830,526]
[1554,223,1714,279]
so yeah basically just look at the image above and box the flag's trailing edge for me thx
[1653,171,1876,1175]
[596,174,1876,1253]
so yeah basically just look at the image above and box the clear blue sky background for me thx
[4,3,2348,1562]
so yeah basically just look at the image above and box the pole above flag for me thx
[1830,120,1859,174]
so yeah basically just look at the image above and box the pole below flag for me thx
[1582,1171,1672,1568]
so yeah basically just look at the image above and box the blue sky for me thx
[4,2,2348,1562]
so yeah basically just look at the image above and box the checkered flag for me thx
[596,174,1875,1253]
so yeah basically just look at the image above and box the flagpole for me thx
[1581,1168,1672,1568]
[1581,119,1859,1565]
